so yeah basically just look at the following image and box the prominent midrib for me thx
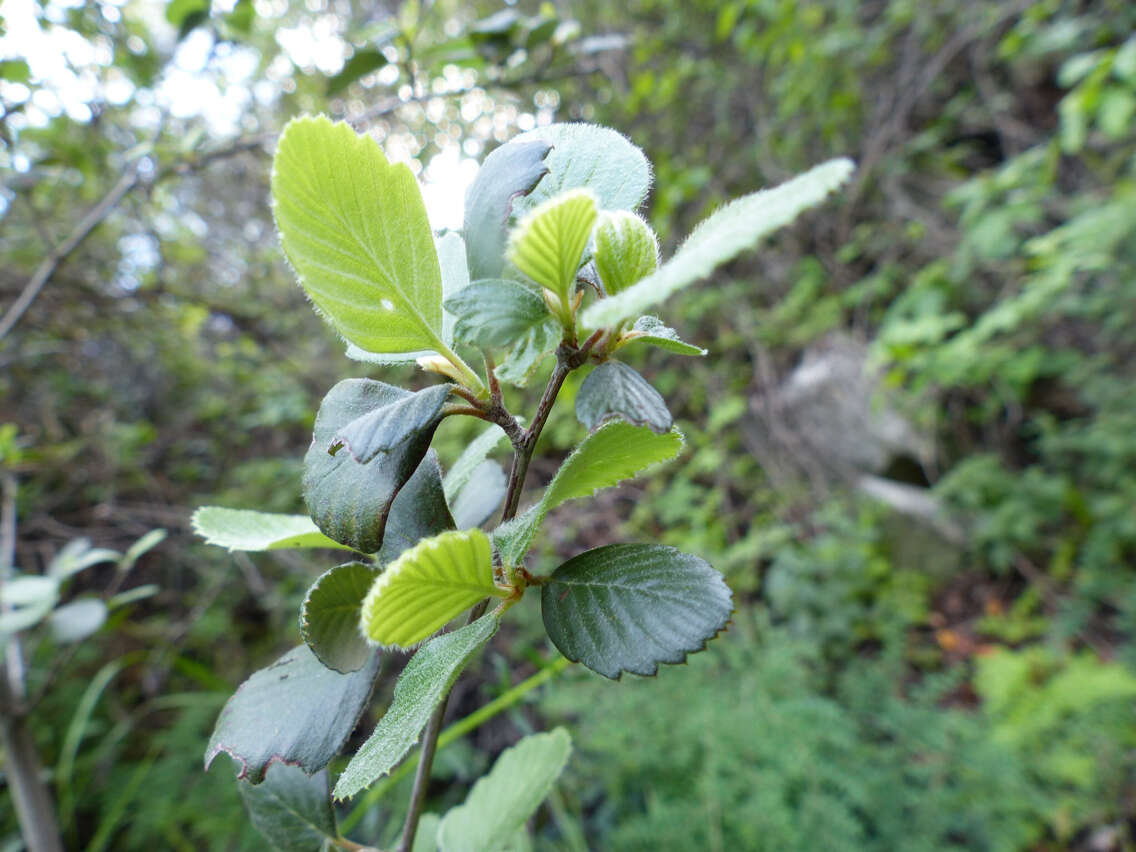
[277,148,445,353]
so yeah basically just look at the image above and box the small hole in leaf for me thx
[381,299,395,311]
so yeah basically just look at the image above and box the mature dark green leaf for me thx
[330,383,452,464]
[541,544,732,679]
[327,49,389,95]
[575,361,673,434]
[616,316,706,357]
[464,140,551,280]
[304,379,441,554]
[450,461,507,530]
[334,614,499,800]
[445,279,550,349]
[436,729,572,852]
[300,562,379,674]
[206,645,381,783]
[379,450,456,563]
[238,764,338,852]
[510,123,652,218]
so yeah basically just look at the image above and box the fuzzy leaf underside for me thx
[464,139,551,280]
[273,116,444,355]
[510,123,652,218]
[303,379,441,554]
[450,461,507,530]
[617,316,706,357]
[238,764,338,852]
[206,644,381,784]
[581,158,855,328]
[443,423,512,501]
[575,361,673,434]
[436,729,572,852]
[191,508,353,552]
[541,544,732,679]
[300,561,379,673]
[333,614,499,800]
[494,422,684,566]
[361,530,504,649]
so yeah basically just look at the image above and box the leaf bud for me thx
[592,211,659,296]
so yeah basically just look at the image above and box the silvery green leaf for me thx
[582,158,854,328]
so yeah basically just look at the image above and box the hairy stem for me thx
[397,336,595,852]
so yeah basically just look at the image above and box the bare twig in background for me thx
[0,473,66,852]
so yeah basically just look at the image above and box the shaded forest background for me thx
[2,0,1136,849]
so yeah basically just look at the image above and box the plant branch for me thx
[343,656,570,836]
[0,167,140,341]
[0,473,65,852]
[397,334,595,852]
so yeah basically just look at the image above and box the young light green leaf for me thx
[444,279,551,349]
[206,644,381,784]
[494,422,684,566]
[344,232,470,364]
[272,116,445,355]
[581,158,855,328]
[493,318,560,387]
[436,729,572,852]
[304,379,442,554]
[361,530,506,650]
[443,423,512,501]
[379,450,456,563]
[614,316,706,357]
[464,139,552,280]
[510,123,652,217]
[593,210,659,296]
[541,544,732,679]
[545,421,684,507]
[575,361,673,434]
[330,383,452,464]
[300,562,379,674]
[450,461,507,530]
[48,599,107,643]
[333,614,499,800]
[192,508,353,552]
[508,189,598,304]
[238,764,339,852]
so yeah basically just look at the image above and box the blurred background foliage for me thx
[1,0,1134,849]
